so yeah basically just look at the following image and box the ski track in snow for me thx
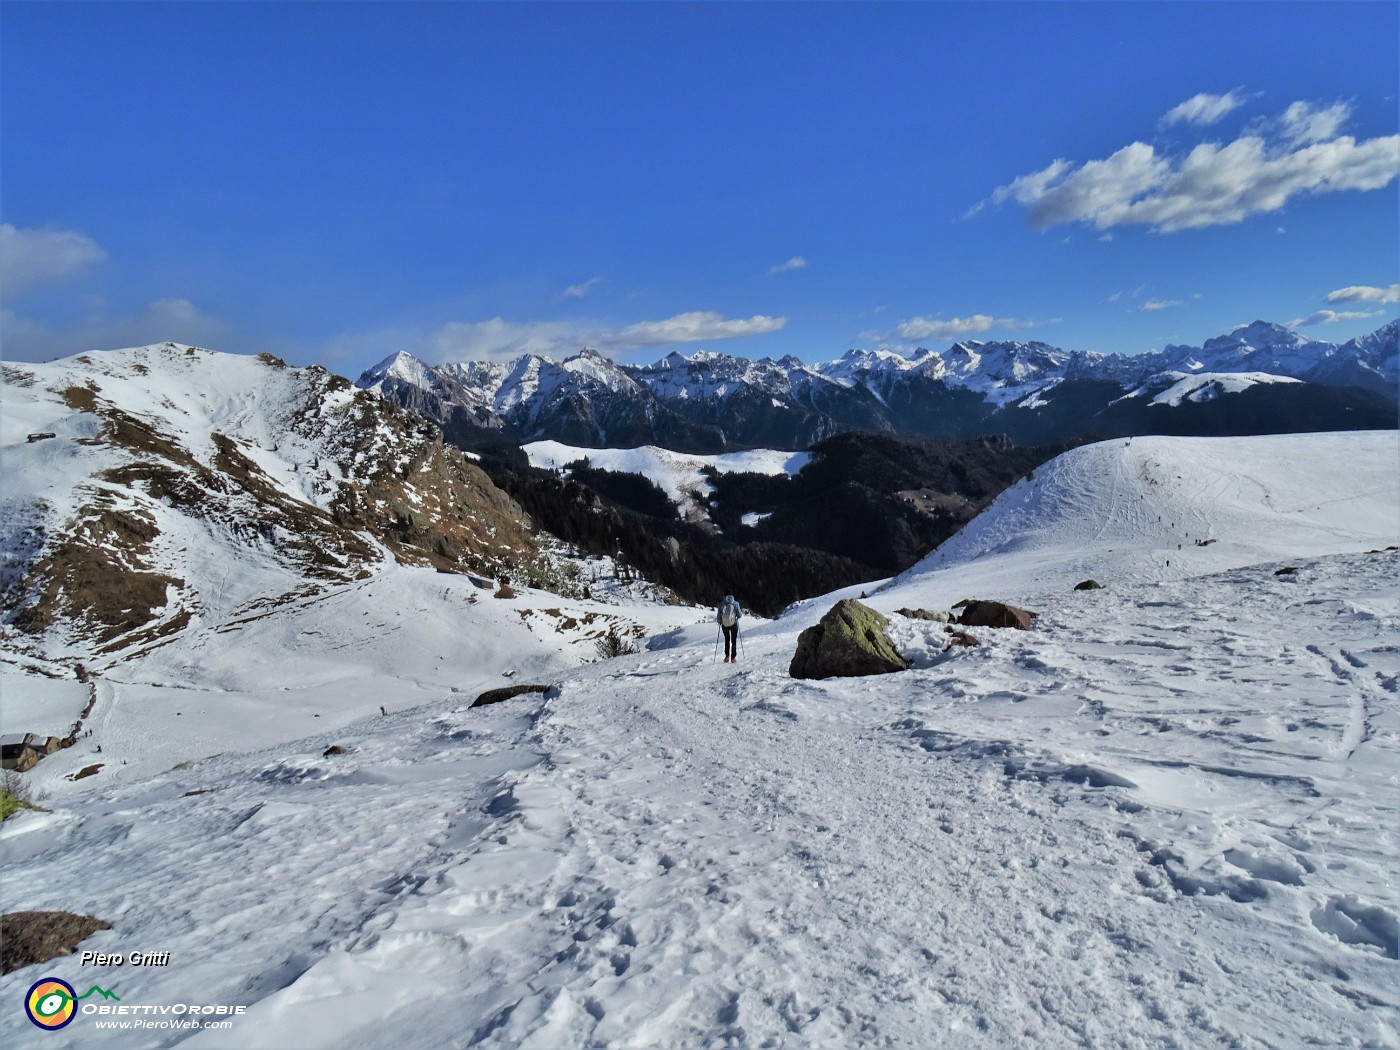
[1,431,1398,1049]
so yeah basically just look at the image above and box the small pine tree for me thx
[595,627,638,660]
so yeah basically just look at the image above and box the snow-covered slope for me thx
[523,440,810,522]
[0,345,723,777]
[1,344,540,667]
[886,430,1398,603]
[2,431,1397,1049]
[1118,369,1302,407]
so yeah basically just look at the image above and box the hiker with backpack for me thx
[716,594,742,663]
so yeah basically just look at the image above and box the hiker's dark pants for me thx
[722,624,738,658]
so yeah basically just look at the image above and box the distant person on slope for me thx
[717,594,742,663]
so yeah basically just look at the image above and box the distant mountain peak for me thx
[361,349,428,384]
[1211,320,1314,349]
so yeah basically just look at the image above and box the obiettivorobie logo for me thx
[22,978,246,1034]
[25,978,120,1030]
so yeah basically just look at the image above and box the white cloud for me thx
[767,256,807,276]
[561,275,604,299]
[1290,308,1383,327]
[992,143,1169,228]
[0,223,108,298]
[1326,283,1400,305]
[1280,100,1351,147]
[0,298,229,362]
[890,314,1046,342]
[1102,291,1123,304]
[1162,90,1247,127]
[981,100,1400,233]
[1139,299,1182,311]
[430,318,585,361]
[419,311,788,364]
[612,311,787,346]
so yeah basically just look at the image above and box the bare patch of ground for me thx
[0,912,112,975]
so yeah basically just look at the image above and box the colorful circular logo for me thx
[26,978,77,1030]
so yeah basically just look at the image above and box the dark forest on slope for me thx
[474,431,1083,616]
[702,432,1083,574]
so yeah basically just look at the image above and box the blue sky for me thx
[2,2,1397,373]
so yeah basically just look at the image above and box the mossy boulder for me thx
[789,599,910,680]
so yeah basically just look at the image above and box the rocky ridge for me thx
[1,344,545,666]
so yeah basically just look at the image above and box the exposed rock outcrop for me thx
[472,683,551,708]
[0,912,112,975]
[896,607,952,623]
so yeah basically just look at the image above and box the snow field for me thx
[0,429,1396,1048]
[0,665,92,738]
[5,549,1394,1048]
[12,563,703,794]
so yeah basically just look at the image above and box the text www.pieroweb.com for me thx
[93,1018,235,1031]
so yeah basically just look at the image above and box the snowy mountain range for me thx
[359,320,1398,452]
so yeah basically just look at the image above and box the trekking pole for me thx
[740,630,745,661]
[713,625,720,663]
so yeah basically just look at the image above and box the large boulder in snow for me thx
[472,683,551,708]
[789,599,910,680]
[957,600,1036,631]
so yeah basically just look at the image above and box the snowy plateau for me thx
[1,346,1399,1049]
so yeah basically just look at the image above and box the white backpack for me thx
[719,600,739,627]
